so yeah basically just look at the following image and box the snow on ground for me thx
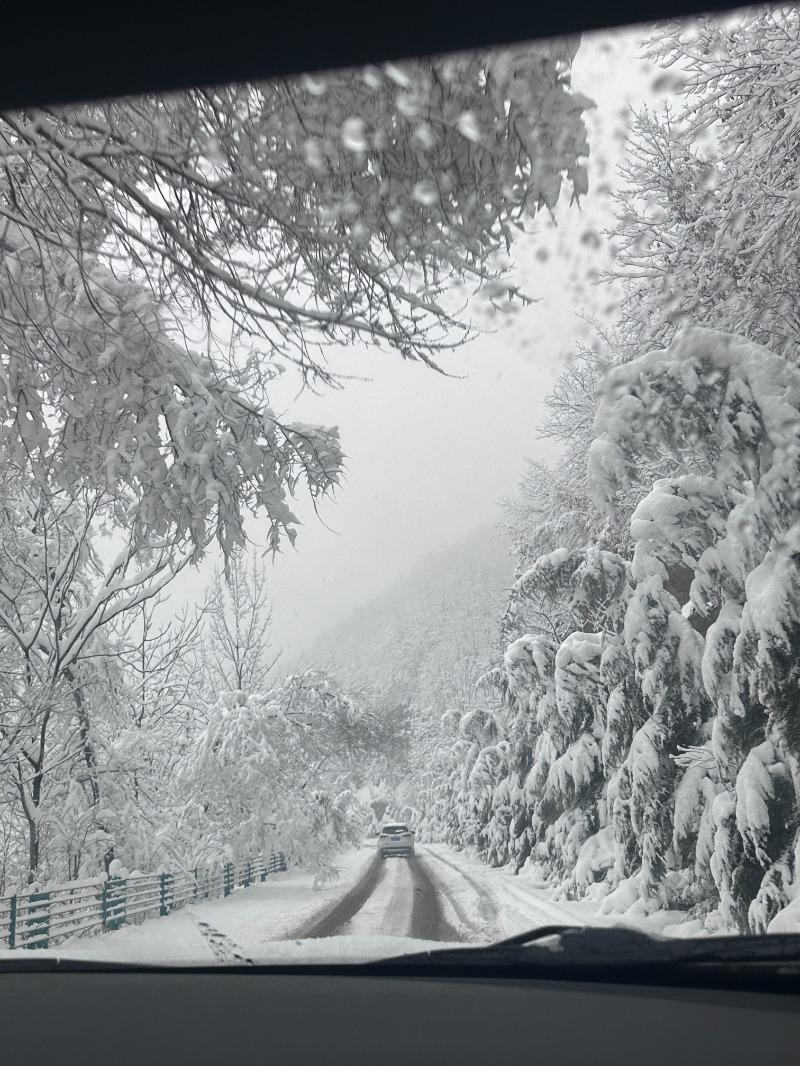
[422,843,575,942]
[49,847,375,964]
[221,934,448,963]
[344,854,413,937]
[8,837,794,968]
[421,843,715,940]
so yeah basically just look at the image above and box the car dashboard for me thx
[3,967,798,1065]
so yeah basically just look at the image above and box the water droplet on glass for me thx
[351,221,369,243]
[303,139,324,170]
[457,112,481,142]
[397,94,419,119]
[413,123,435,150]
[413,181,439,206]
[341,117,368,152]
[302,74,326,96]
[384,62,411,88]
[362,65,382,89]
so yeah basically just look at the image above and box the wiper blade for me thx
[0,956,170,973]
[494,923,582,947]
[3,927,799,986]
[369,926,800,981]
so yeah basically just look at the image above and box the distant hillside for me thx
[310,525,512,715]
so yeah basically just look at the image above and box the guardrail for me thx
[0,852,287,950]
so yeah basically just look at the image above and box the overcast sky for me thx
[167,24,661,662]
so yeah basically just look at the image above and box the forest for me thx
[0,39,589,892]
[407,10,800,935]
[1,7,799,939]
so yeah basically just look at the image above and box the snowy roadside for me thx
[421,843,760,941]
[18,846,376,964]
[421,843,583,942]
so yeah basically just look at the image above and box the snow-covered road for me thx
[52,841,587,963]
[418,844,583,941]
[298,844,585,943]
[300,846,453,941]
[40,841,652,965]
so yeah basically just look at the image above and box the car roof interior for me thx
[3,0,752,110]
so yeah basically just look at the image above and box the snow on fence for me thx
[0,852,288,950]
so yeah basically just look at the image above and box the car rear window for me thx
[382,826,408,835]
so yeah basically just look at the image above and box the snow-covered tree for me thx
[181,670,377,866]
[0,44,597,885]
[592,326,800,927]
[0,46,592,563]
[609,8,800,359]
[416,10,800,937]
[1,45,591,378]
[206,551,278,697]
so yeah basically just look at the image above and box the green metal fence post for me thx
[8,894,16,949]
[27,891,50,949]
[193,868,199,902]
[101,879,109,930]
[223,863,233,897]
[102,877,125,931]
[110,878,126,930]
[260,857,267,883]
[159,872,172,916]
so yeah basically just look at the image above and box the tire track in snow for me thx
[420,845,501,941]
[422,845,585,938]
[495,876,587,932]
[335,854,459,941]
[408,853,459,941]
[298,853,459,941]
[344,857,413,936]
[471,858,582,934]
[299,852,382,938]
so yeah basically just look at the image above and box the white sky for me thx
[167,24,663,662]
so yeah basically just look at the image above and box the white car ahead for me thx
[378,822,415,859]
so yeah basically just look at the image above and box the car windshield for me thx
[1,2,800,971]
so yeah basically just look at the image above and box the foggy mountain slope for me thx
[309,525,512,713]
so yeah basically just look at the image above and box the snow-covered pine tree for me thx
[592,325,800,929]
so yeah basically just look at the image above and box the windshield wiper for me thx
[3,927,799,991]
[360,926,800,992]
[492,925,800,966]
[494,923,581,947]
[0,956,166,973]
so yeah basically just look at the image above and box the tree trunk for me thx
[27,819,40,885]
[70,674,116,871]
[16,763,44,885]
